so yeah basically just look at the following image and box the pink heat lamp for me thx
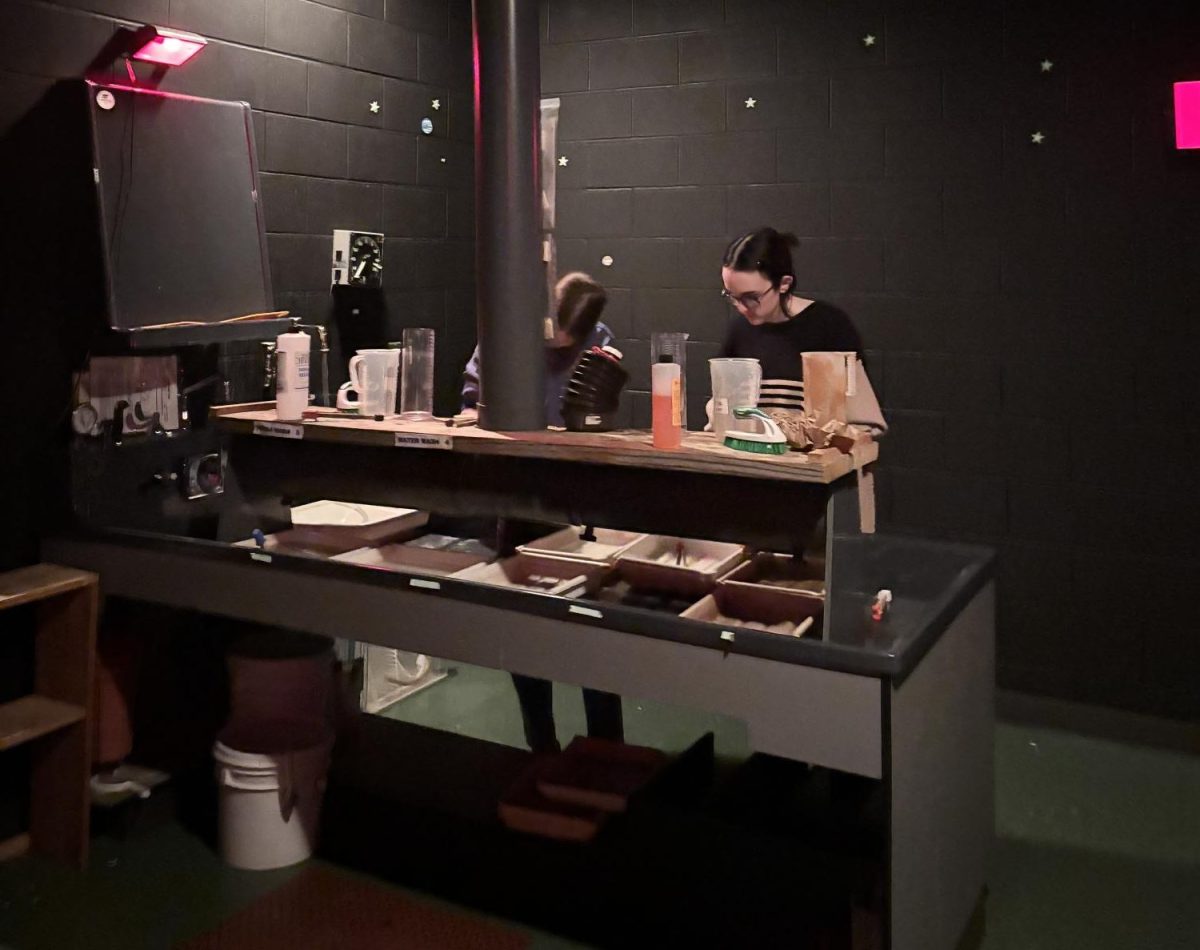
[128,25,207,67]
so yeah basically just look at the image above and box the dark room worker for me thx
[459,271,624,753]
[460,271,614,428]
[717,227,865,411]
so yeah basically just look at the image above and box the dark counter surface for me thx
[43,526,993,684]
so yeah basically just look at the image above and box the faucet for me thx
[179,373,230,426]
[181,373,228,401]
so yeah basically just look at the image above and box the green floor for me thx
[2,663,1198,950]
[383,661,753,759]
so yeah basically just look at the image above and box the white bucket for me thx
[213,718,334,870]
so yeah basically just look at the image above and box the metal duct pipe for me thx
[473,0,546,431]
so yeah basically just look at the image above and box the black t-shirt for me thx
[716,299,863,411]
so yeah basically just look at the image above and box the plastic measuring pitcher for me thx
[336,349,398,416]
[708,358,761,438]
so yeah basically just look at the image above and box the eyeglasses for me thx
[720,285,777,309]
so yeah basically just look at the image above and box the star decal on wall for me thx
[1039,59,1054,73]
[368,101,380,114]
[1030,131,1046,144]
[744,97,757,109]
[862,34,877,47]
[558,155,569,167]
[431,99,441,110]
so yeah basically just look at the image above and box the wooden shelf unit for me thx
[0,563,98,869]
[0,695,86,751]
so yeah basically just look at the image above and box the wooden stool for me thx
[0,564,98,868]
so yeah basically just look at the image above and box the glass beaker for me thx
[650,331,689,428]
[709,358,762,438]
[399,327,435,421]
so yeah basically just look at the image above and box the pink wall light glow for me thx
[129,27,206,67]
[1174,82,1200,149]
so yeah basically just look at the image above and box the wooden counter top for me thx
[212,404,877,485]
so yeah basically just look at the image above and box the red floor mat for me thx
[177,864,531,950]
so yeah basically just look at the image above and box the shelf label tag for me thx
[394,432,452,450]
[410,578,441,591]
[253,421,304,440]
[568,605,603,620]
[250,552,272,563]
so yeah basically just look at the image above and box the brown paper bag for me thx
[800,351,887,435]
[800,351,853,428]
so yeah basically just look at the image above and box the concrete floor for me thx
[1,662,1197,949]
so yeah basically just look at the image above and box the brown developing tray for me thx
[682,583,824,637]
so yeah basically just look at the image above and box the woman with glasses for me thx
[718,227,863,412]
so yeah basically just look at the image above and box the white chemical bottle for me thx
[275,328,311,420]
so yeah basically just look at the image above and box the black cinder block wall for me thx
[1,1,1198,725]
[0,0,476,414]
[0,0,474,838]
[540,0,1200,721]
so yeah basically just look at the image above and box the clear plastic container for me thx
[709,357,762,438]
[399,327,435,421]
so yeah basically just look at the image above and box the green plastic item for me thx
[723,407,788,455]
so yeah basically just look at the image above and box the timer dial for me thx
[349,233,383,286]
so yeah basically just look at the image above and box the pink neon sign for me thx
[1175,82,1200,149]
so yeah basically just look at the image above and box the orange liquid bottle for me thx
[651,356,682,450]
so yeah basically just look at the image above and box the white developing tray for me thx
[614,535,746,600]
[291,500,425,528]
[618,535,745,577]
[516,526,646,565]
[452,553,607,598]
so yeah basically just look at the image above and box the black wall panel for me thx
[0,0,475,582]
[539,0,1200,720]
[2,0,1199,720]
